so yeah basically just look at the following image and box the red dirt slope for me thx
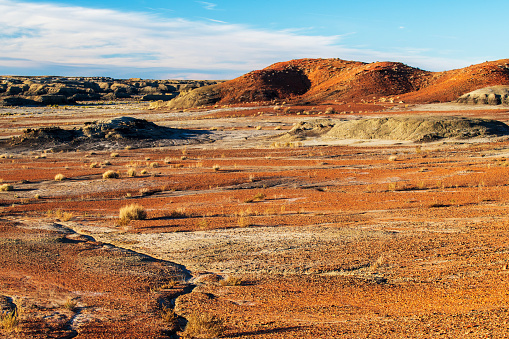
[168,58,509,108]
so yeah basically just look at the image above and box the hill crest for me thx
[167,58,509,108]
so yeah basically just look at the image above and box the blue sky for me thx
[1,0,508,79]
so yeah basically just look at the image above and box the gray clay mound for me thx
[457,86,509,105]
[281,116,509,142]
[6,116,210,150]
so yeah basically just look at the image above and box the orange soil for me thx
[202,58,509,107]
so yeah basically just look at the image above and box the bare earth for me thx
[2,101,509,338]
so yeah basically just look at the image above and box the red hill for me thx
[167,58,509,108]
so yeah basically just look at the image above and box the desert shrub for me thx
[212,164,220,171]
[244,192,265,203]
[169,208,187,218]
[55,210,73,221]
[161,307,178,324]
[219,276,244,286]
[0,310,19,332]
[182,313,225,339]
[141,169,148,175]
[102,170,119,179]
[127,168,137,177]
[237,216,251,227]
[89,162,100,168]
[54,173,65,181]
[0,184,13,191]
[63,297,78,311]
[119,204,147,222]
[110,152,119,158]
[149,162,159,168]
[325,106,335,114]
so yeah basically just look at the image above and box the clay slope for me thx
[167,58,509,108]
[281,117,509,142]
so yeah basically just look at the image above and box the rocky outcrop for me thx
[7,117,211,150]
[0,76,223,106]
[456,86,509,105]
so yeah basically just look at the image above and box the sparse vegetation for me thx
[237,216,251,227]
[110,152,119,158]
[127,168,137,177]
[169,208,188,218]
[220,275,244,286]
[54,173,66,181]
[161,307,178,325]
[244,192,266,203]
[103,170,120,179]
[182,313,225,339]
[47,209,74,221]
[63,297,78,311]
[0,310,19,332]
[119,203,147,223]
[0,183,13,191]
[212,164,220,171]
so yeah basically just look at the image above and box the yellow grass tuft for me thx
[119,204,147,223]
[54,173,65,181]
[182,313,225,339]
[102,170,119,179]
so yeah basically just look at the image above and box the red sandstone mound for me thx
[167,58,509,109]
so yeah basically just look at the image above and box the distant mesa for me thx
[166,58,509,109]
[280,116,509,143]
[456,85,509,105]
[0,76,222,106]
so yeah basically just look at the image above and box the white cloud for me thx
[196,1,217,10]
[0,0,481,78]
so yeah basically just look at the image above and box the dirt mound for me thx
[7,117,209,150]
[167,58,509,108]
[281,116,509,142]
[456,85,509,105]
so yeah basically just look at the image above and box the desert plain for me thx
[2,59,509,338]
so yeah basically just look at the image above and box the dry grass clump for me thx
[169,208,188,218]
[149,162,159,168]
[119,204,147,222]
[102,170,120,179]
[161,307,178,325]
[47,209,73,221]
[244,192,265,203]
[237,216,251,228]
[0,183,13,191]
[54,173,65,181]
[126,168,137,177]
[182,313,225,339]
[62,297,78,311]
[219,276,244,286]
[0,310,19,332]
[212,164,220,171]
[110,152,119,158]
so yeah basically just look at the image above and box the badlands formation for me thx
[1,58,509,338]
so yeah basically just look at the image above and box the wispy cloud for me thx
[196,1,217,10]
[0,0,480,78]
